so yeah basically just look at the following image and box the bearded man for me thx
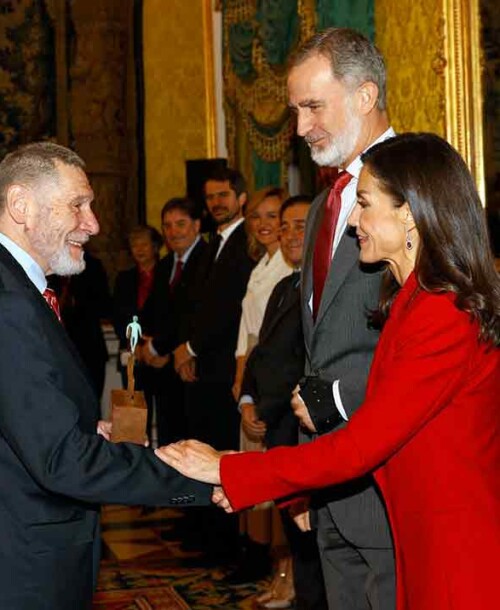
[285,28,396,610]
[0,142,211,610]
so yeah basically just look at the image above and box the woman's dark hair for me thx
[161,197,200,222]
[362,132,500,346]
[280,194,313,221]
[204,166,247,198]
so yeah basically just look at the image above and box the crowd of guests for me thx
[108,167,320,608]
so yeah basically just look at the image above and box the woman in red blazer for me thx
[156,133,500,610]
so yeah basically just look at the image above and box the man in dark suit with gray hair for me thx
[0,141,211,610]
[288,28,396,610]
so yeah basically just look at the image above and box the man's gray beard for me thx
[48,247,86,276]
[310,127,359,167]
[310,141,345,167]
[309,104,362,168]
[30,228,86,276]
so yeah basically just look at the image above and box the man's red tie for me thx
[312,170,352,321]
[43,288,62,323]
[169,259,184,290]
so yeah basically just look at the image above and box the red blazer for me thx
[221,273,500,610]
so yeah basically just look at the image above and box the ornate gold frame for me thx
[444,0,485,203]
[202,0,217,158]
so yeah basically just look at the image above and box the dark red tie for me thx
[169,259,184,290]
[43,288,62,323]
[312,171,352,321]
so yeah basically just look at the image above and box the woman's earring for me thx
[405,228,413,250]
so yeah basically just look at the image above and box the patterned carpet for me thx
[93,586,189,609]
[93,505,268,609]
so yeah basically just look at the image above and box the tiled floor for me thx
[93,505,269,609]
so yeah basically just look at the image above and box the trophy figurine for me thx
[110,316,148,444]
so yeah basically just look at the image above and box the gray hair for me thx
[291,28,387,110]
[0,141,85,211]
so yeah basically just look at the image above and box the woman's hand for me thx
[155,440,223,484]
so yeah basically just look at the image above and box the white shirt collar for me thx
[345,127,396,179]
[218,216,244,243]
[215,217,245,259]
[173,234,201,265]
[0,232,47,293]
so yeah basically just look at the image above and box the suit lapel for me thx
[260,275,299,343]
[0,243,97,394]
[314,229,359,328]
[301,192,327,355]
[183,238,206,279]
[217,222,243,263]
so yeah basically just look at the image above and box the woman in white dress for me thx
[232,186,292,400]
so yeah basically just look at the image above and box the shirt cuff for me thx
[332,380,348,421]
[238,395,254,414]
[186,341,197,357]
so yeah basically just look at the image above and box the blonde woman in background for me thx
[233,187,292,399]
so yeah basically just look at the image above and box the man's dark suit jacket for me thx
[150,237,208,356]
[241,272,304,448]
[146,238,208,444]
[189,222,255,383]
[0,243,211,610]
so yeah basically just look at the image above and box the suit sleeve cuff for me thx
[300,376,344,434]
[238,395,254,414]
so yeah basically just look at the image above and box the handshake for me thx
[155,441,236,512]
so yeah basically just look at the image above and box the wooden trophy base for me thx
[110,353,147,445]
[110,389,147,444]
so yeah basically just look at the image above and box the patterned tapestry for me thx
[0,0,57,159]
[221,0,374,190]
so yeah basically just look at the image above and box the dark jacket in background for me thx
[241,271,304,448]
[50,251,111,399]
[150,237,208,357]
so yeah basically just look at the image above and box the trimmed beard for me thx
[47,244,86,276]
[309,99,362,168]
[29,216,87,276]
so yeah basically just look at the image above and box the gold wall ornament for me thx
[203,0,217,158]
[376,0,485,203]
[443,0,485,204]
[375,0,447,135]
[143,0,209,227]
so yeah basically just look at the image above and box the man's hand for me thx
[149,354,170,369]
[288,497,312,532]
[96,420,112,441]
[212,486,234,513]
[291,385,317,433]
[178,359,197,382]
[241,402,266,440]
[155,439,223,484]
[173,343,193,372]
